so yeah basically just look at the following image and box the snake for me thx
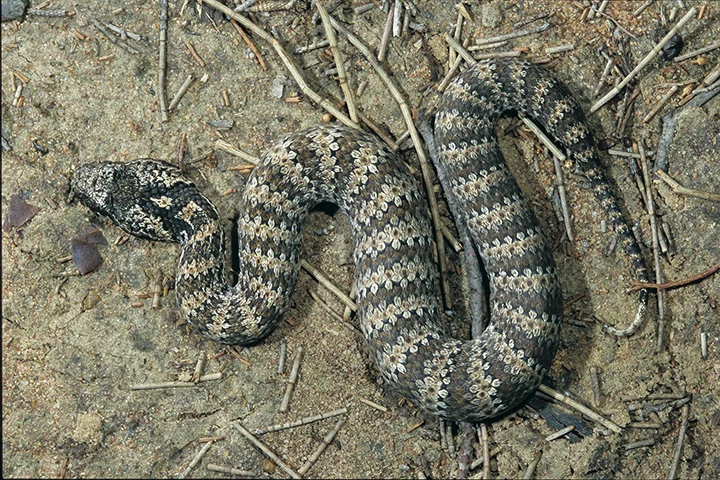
[71,59,648,422]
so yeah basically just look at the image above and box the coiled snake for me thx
[72,59,647,422]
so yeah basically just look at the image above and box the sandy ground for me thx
[2,1,719,478]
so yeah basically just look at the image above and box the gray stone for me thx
[481,2,503,29]
[1,0,28,22]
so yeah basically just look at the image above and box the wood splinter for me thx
[279,346,303,412]
[298,418,346,475]
[254,407,347,434]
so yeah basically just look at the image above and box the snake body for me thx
[71,59,647,422]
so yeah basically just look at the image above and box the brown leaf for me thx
[2,194,40,231]
[77,225,107,245]
[72,231,104,275]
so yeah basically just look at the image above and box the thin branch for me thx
[316,1,358,122]
[201,0,358,129]
[254,407,347,434]
[215,139,261,164]
[438,54,464,92]
[519,115,572,241]
[185,40,206,67]
[234,423,301,479]
[474,22,550,46]
[230,19,268,71]
[358,397,388,412]
[523,450,542,479]
[445,33,475,64]
[642,85,679,123]
[206,464,254,476]
[673,40,720,62]
[279,346,303,413]
[301,260,357,311]
[667,404,690,480]
[628,260,720,292]
[377,7,394,61]
[179,441,213,478]
[168,75,194,111]
[469,446,502,471]
[480,423,490,480]
[308,289,345,323]
[590,7,698,113]
[655,169,720,202]
[158,0,169,122]
[537,384,622,433]
[638,145,665,350]
[328,15,452,308]
[298,418,345,476]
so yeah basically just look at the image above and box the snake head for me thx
[71,159,202,242]
[72,161,124,214]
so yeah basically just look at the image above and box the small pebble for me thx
[661,33,684,61]
[272,75,287,99]
[82,290,102,310]
[207,119,234,129]
[262,458,276,474]
[1,0,28,22]
[481,3,503,28]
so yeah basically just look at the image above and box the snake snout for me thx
[71,162,122,217]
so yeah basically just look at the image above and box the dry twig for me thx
[628,260,720,293]
[179,441,213,478]
[158,0,169,122]
[520,116,573,241]
[480,423,490,480]
[328,15,452,307]
[168,75,194,111]
[474,22,550,46]
[378,6,394,61]
[279,346,303,412]
[523,450,542,479]
[230,19,268,71]
[316,1,358,122]
[215,139,261,164]
[642,86,678,123]
[638,146,665,350]
[538,384,622,433]
[301,260,356,311]
[590,7,698,113]
[234,423,301,479]
[358,397,388,412]
[298,418,345,475]
[667,404,690,479]
[673,40,720,63]
[655,169,720,202]
[206,464,254,476]
[254,407,348,434]
[185,40,206,67]
[308,289,345,323]
[201,0,358,128]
